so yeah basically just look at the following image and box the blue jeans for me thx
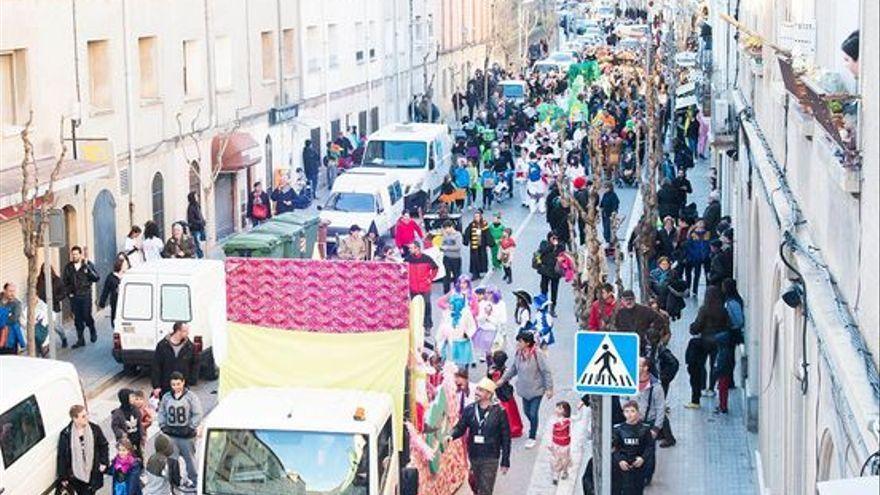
[192,229,205,258]
[521,395,543,439]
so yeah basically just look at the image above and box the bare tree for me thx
[18,113,67,356]
[176,111,240,241]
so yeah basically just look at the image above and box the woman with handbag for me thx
[246,181,272,227]
[497,331,554,449]
[488,350,523,438]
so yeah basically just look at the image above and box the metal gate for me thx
[91,189,117,302]
[214,174,235,240]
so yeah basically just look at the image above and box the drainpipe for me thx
[393,0,401,121]
[276,0,284,106]
[121,0,136,225]
[364,1,372,131]
[408,0,415,121]
[203,0,217,127]
[321,8,331,140]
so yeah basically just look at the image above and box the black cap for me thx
[621,289,636,300]
[349,224,362,233]
[841,31,859,61]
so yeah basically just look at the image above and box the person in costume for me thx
[488,213,506,270]
[464,210,494,280]
[488,350,523,439]
[513,290,535,335]
[533,293,555,349]
[437,292,477,368]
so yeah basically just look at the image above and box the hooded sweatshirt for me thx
[143,433,181,495]
[110,389,144,447]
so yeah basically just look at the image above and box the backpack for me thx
[657,345,680,383]
[453,167,470,188]
[531,250,543,270]
[528,163,542,181]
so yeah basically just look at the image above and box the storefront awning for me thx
[211,131,262,173]
[0,157,111,212]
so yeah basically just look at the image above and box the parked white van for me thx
[319,170,405,244]
[0,357,85,495]
[361,123,453,210]
[113,259,225,380]
[199,388,404,495]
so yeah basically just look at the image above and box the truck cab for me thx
[113,259,226,379]
[319,170,404,244]
[199,388,399,495]
[361,123,452,211]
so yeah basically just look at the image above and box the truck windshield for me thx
[204,429,369,495]
[502,84,524,98]
[324,192,376,213]
[363,140,427,168]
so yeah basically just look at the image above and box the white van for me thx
[320,170,405,244]
[498,80,528,105]
[361,123,453,210]
[0,357,85,495]
[113,259,226,380]
[199,388,405,495]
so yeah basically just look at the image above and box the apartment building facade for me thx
[0,0,499,301]
[708,0,879,492]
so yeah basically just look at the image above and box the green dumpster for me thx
[222,231,285,258]
[252,220,305,258]
[273,212,320,258]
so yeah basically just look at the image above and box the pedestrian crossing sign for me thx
[575,331,640,395]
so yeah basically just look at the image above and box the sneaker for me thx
[524,439,536,449]
[561,471,569,480]
[706,390,717,397]
[713,407,728,414]
[90,331,98,343]
[659,438,676,448]
[552,479,559,486]
[71,340,85,349]
[683,402,700,409]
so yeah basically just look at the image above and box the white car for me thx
[0,357,86,495]
[319,169,405,245]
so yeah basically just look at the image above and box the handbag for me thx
[252,202,269,220]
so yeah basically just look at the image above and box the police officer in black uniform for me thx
[612,400,655,495]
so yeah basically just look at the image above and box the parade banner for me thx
[220,322,409,449]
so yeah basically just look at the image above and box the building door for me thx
[91,190,117,303]
[151,172,165,237]
[214,174,235,239]
[370,107,379,133]
[59,205,77,320]
[358,111,368,138]
[310,127,322,160]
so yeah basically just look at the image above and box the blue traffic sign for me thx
[575,331,640,395]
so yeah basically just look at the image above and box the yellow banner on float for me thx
[220,322,410,449]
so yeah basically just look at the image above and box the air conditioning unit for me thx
[713,97,731,133]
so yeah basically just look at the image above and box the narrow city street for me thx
[2,1,878,495]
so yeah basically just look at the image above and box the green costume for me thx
[488,220,506,269]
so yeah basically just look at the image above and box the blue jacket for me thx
[0,304,25,351]
[109,459,143,495]
[684,235,711,264]
[725,299,745,331]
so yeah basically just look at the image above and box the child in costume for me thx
[437,292,477,368]
[499,228,517,284]
[488,350,523,438]
[475,286,508,362]
[534,293,555,348]
[549,401,572,484]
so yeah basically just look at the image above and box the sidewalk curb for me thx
[85,370,128,400]
[526,408,590,495]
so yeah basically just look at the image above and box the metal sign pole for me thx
[601,395,612,495]
[42,244,56,360]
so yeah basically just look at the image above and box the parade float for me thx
[198,257,467,495]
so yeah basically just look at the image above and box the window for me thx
[415,16,423,45]
[370,106,379,133]
[368,21,377,59]
[0,49,28,131]
[327,24,339,68]
[355,22,365,62]
[151,172,165,237]
[87,40,112,110]
[306,26,320,72]
[160,285,192,322]
[261,31,276,81]
[282,28,295,77]
[0,396,45,468]
[122,283,153,320]
[183,39,203,97]
[214,35,232,91]
[330,119,341,141]
[138,36,159,99]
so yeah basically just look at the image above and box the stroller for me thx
[492,176,511,204]
[617,149,638,187]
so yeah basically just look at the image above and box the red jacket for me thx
[406,253,438,294]
[588,296,616,331]
[395,219,424,248]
